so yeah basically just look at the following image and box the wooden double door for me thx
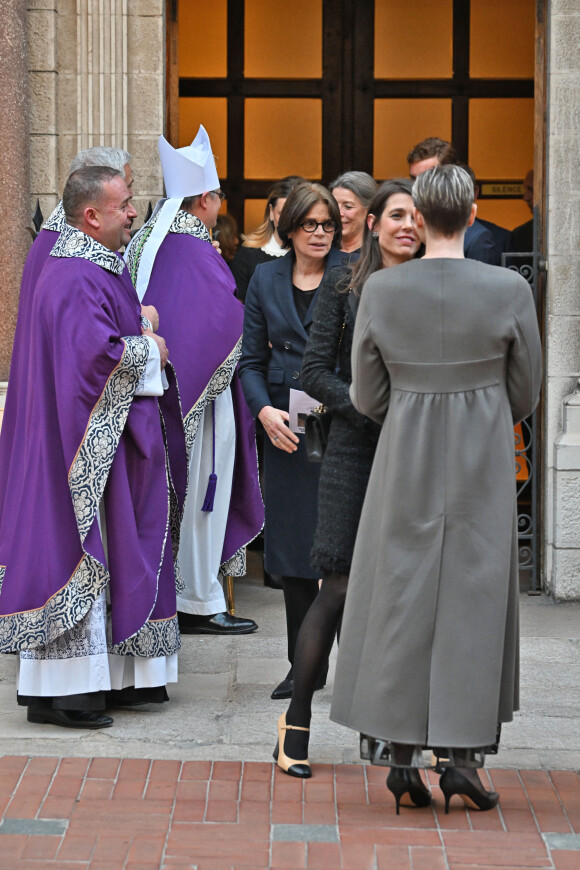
[171,0,536,236]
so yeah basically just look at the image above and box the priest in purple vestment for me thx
[0,166,181,729]
[0,147,157,510]
[126,125,264,635]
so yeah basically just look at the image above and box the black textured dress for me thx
[301,266,382,575]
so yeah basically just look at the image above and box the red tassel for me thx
[201,473,218,512]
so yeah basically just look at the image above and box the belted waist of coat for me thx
[388,356,504,394]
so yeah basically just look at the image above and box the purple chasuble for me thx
[129,217,264,570]
[0,224,179,657]
[0,209,63,506]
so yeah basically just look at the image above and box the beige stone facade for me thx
[1,2,580,597]
[545,0,580,599]
[27,0,165,228]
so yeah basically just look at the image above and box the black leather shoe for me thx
[439,767,500,814]
[178,611,258,635]
[271,675,294,700]
[271,671,327,700]
[27,708,113,729]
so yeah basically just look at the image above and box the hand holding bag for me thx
[305,404,332,462]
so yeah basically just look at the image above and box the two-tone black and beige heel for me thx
[273,712,312,779]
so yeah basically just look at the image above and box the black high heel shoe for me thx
[386,768,432,815]
[439,768,499,814]
[273,713,312,778]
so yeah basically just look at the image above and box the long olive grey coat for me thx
[330,258,542,749]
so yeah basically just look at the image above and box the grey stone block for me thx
[543,833,580,851]
[551,16,580,74]
[0,818,67,835]
[272,825,339,843]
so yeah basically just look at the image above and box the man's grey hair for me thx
[69,146,131,176]
[412,165,474,237]
[63,165,122,225]
[329,171,378,209]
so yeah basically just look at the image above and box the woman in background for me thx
[273,180,421,778]
[230,175,305,302]
[330,171,377,259]
[214,213,240,263]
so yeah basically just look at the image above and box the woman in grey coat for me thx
[331,166,542,814]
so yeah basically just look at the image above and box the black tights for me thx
[282,576,320,668]
[283,572,348,758]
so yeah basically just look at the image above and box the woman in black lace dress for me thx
[273,179,421,778]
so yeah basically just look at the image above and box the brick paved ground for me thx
[0,755,579,869]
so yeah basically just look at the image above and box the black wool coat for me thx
[239,247,343,579]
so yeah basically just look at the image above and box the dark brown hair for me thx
[214,213,240,263]
[277,182,341,250]
[406,137,458,167]
[63,166,122,224]
[343,179,414,296]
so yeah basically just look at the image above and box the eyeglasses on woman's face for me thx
[298,219,337,234]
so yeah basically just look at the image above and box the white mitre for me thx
[159,125,220,198]
[127,125,220,300]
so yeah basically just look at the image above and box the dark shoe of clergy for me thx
[273,712,312,778]
[178,611,258,635]
[27,708,114,729]
[386,767,432,815]
[270,670,327,700]
[439,767,500,814]
[105,686,169,708]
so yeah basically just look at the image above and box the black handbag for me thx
[305,404,332,462]
[304,311,348,462]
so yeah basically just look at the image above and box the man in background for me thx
[509,169,534,252]
[407,137,500,265]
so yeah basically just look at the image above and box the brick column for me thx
[0,1,31,380]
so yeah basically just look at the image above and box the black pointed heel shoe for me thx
[439,768,499,814]
[273,712,312,778]
[386,768,432,815]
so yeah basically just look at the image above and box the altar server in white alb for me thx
[126,126,264,635]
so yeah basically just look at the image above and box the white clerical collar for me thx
[261,236,287,257]
[50,223,125,275]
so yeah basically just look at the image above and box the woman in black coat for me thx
[239,183,343,700]
[274,180,421,780]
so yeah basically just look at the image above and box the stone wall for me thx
[0,1,30,381]
[27,0,165,229]
[545,0,580,599]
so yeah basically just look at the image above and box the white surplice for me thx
[176,388,236,616]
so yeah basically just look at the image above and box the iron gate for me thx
[503,235,543,595]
